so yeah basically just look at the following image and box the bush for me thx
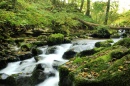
[47,33,64,45]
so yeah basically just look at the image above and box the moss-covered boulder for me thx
[91,26,111,38]
[114,38,130,48]
[59,45,130,86]
[45,46,57,54]
[47,33,64,45]
[62,49,77,59]
[95,39,113,48]
[31,48,43,56]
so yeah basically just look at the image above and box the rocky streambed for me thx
[0,38,121,86]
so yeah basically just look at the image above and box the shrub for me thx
[47,33,64,45]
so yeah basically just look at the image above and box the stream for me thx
[0,38,121,86]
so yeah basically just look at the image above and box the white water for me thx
[0,44,72,86]
[0,39,120,86]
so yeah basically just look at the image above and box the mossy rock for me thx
[31,48,43,56]
[95,40,113,48]
[91,26,111,38]
[21,44,30,51]
[47,33,64,45]
[114,38,130,48]
[59,45,130,86]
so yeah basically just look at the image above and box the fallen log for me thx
[75,18,130,30]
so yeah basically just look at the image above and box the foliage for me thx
[47,33,64,45]
[91,1,106,24]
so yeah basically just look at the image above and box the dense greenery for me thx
[47,33,64,45]
[59,38,130,86]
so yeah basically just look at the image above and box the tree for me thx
[91,1,106,23]
[80,0,84,12]
[85,0,91,17]
[104,0,110,25]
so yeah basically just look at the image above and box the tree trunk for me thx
[80,0,84,12]
[85,0,90,17]
[74,17,130,30]
[104,0,110,25]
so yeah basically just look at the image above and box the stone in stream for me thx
[34,56,44,62]
[45,46,57,54]
[31,48,43,56]
[63,49,77,59]
[31,63,55,85]
[52,60,63,70]
[0,60,8,70]
[17,52,32,60]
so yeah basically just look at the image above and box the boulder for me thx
[31,48,43,56]
[45,46,57,54]
[34,56,44,62]
[17,52,32,60]
[63,49,77,59]
[52,60,63,70]
[0,60,7,70]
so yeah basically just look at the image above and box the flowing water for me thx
[0,38,121,86]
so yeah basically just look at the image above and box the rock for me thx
[34,56,44,62]
[0,73,16,86]
[16,73,32,86]
[0,60,8,70]
[17,52,32,60]
[7,55,20,62]
[63,49,77,59]
[31,48,43,56]
[21,44,30,51]
[52,60,63,70]
[31,63,48,85]
[64,37,71,43]
[45,46,57,54]
[0,73,9,80]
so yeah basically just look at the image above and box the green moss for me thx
[95,40,112,48]
[47,33,64,45]
[59,44,130,86]
[114,38,130,48]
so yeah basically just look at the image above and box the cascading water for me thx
[0,39,120,86]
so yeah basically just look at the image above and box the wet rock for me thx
[16,73,32,86]
[52,60,63,70]
[17,52,32,60]
[34,56,44,62]
[7,55,20,62]
[0,73,9,80]
[20,44,30,51]
[0,73,16,86]
[31,64,47,85]
[0,60,7,70]
[48,71,55,77]
[45,46,57,54]
[63,49,77,59]
[31,48,43,56]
